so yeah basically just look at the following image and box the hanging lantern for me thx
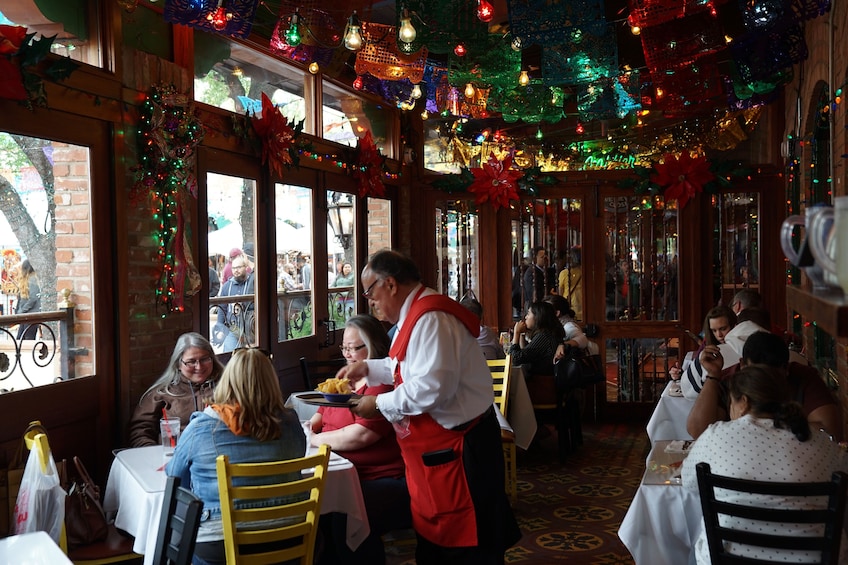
[518,70,530,86]
[284,10,301,46]
[477,0,494,23]
[465,83,475,98]
[343,11,363,51]
[398,9,417,43]
[207,1,232,31]
[411,83,423,99]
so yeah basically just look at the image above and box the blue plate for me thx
[322,393,355,403]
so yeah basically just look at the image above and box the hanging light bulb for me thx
[510,36,523,51]
[421,109,428,120]
[536,127,543,140]
[411,83,423,99]
[207,0,232,31]
[630,24,641,35]
[476,0,494,23]
[343,11,363,51]
[576,122,585,134]
[518,70,530,86]
[454,43,467,57]
[308,62,320,74]
[285,11,302,47]
[352,76,364,90]
[464,83,476,98]
[398,9,417,43]
[232,66,243,77]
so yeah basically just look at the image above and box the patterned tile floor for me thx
[386,422,650,564]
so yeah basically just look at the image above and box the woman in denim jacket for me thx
[166,348,305,565]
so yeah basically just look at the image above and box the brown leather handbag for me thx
[65,456,109,548]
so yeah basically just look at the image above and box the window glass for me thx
[0,0,102,67]
[435,201,478,301]
[207,172,256,352]
[327,191,356,328]
[714,192,759,303]
[276,183,313,341]
[0,132,94,391]
[323,81,393,157]
[194,35,309,132]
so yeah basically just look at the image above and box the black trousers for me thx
[414,407,521,565]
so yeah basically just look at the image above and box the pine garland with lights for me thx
[132,84,204,314]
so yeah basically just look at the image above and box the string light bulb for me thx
[465,83,475,98]
[352,75,363,90]
[343,11,363,51]
[536,127,543,140]
[207,0,232,31]
[576,122,585,134]
[518,70,530,86]
[630,24,641,35]
[285,10,302,47]
[421,109,428,120]
[308,62,320,74]
[511,36,523,51]
[411,83,423,99]
[476,0,494,23]
[454,43,467,57]
[398,9,417,43]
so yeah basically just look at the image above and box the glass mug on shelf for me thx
[808,196,848,296]
[780,204,834,291]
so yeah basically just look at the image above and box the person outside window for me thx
[14,259,40,340]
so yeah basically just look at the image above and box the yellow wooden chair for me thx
[216,444,331,565]
[488,355,517,504]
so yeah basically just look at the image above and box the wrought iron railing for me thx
[0,306,78,391]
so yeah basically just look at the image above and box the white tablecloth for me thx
[103,444,369,565]
[618,440,702,565]
[646,381,695,443]
[0,531,72,565]
[288,366,537,450]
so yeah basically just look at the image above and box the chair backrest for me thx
[151,476,203,565]
[488,354,512,416]
[299,356,346,391]
[216,444,331,565]
[695,462,848,565]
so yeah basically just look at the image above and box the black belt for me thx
[451,405,494,431]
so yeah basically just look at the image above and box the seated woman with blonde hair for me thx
[166,348,305,565]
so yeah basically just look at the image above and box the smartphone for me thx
[421,448,456,467]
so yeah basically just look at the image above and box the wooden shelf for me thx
[786,285,848,337]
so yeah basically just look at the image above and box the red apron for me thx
[388,289,482,547]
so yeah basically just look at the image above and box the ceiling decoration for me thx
[154,0,832,167]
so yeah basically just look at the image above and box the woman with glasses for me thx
[129,332,224,447]
[166,348,305,565]
[308,314,410,565]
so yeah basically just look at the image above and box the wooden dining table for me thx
[103,444,370,565]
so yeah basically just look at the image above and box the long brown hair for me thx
[728,364,810,441]
[702,305,737,346]
[213,348,286,441]
[17,260,35,299]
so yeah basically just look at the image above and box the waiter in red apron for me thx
[341,250,521,565]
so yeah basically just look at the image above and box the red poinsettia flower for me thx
[251,92,295,179]
[0,25,26,55]
[469,152,522,210]
[651,152,715,209]
[353,131,385,198]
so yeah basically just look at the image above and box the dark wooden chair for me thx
[695,462,848,565]
[525,370,583,463]
[151,476,203,565]
[299,356,346,390]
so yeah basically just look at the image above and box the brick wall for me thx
[367,198,391,255]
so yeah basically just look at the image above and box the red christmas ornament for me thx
[352,131,385,198]
[651,152,715,209]
[477,0,494,23]
[352,75,363,90]
[454,43,467,57]
[208,6,229,31]
[469,152,522,211]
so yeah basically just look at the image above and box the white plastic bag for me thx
[13,443,66,544]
